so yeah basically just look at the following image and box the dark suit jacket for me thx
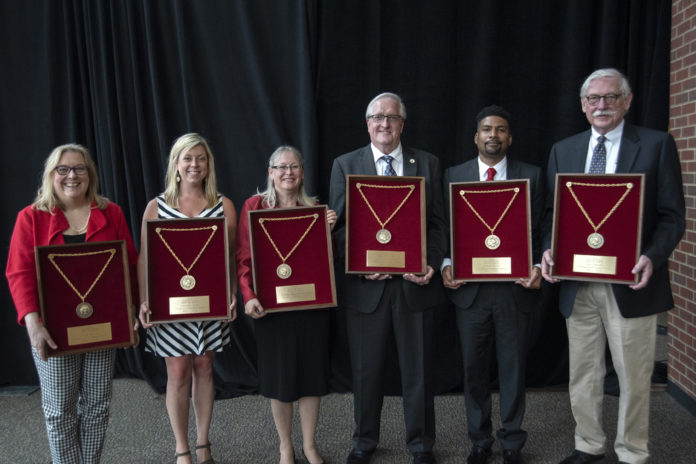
[329,144,448,313]
[443,157,544,310]
[545,124,685,318]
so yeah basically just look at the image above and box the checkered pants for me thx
[32,348,116,464]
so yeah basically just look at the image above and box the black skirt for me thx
[254,309,330,402]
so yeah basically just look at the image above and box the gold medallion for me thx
[376,228,392,244]
[356,182,416,245]
[180,274,196,290]
[277,263,292,279]
[459,187,519,251]
[485,234,501,250]
[259,213,319,280]
[566,181,633,250]
[156,225,218,291]
[587,232,605,249]
[76,302,94,319]
[48,249,116,320]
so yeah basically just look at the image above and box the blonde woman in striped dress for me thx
[138,133,237,464]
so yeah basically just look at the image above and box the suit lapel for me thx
[616,124,640,173]
[360,145,378,175]
[403,147,417,176]
[568,131,591,172]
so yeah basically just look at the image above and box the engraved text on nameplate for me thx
[169,295,211,315]
[572,254,617,275]
[366,250,406,268]
[67,322,113,346]
[471,257,512,275]
[276,284,317,304]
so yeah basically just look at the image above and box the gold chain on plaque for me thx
[458,187,520,250]
[155,225,218,290]
[566,181,633,249]
[259,213,319,279]
[48,248,117,319]
[356,183,416,244]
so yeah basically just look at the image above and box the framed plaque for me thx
[146,217,231,323]
[35,240,135,356]
[550,173,644,283]
[346,175,426,274]
[450,179,532,281]
[248,205,336,312]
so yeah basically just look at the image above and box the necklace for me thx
[48,248,116,318]
[259,213,319,279]
[356,182,416,244]
[566,181,633,249]
[155,225,218,290]
[67,210,91,234]
[458,187,520,250]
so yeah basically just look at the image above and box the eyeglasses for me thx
[55,165,88,176]
[367,114,404,123]
[584,94,621,105]
[271,164,302,172]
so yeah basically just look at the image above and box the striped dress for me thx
[145,195,231,357]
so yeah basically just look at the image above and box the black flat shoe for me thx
[346,448,374,464]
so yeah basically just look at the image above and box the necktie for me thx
[589,135,607,173]
[485,167,496,181]
[383,155,396,176]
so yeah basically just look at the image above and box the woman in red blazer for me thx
[5,144,138,464]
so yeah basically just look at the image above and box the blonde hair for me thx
[33,144,108,213]
[162,133,219,209]
[257,146,316,208]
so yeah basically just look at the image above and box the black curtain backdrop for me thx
[1,0,671,397]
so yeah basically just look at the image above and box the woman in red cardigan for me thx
[236,146,336,464]
[5,143,138,464]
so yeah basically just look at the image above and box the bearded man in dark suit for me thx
[329,92,447,464]
[441,105,543,464]
[541,69,685,464]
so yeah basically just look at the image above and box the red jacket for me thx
[236,195,266,304]
[5,201,138,325]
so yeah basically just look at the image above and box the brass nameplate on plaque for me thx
[67,322,113,346]
[169,295,211,315]
[366,250,406,268]
[472,257,512,274]
[276,284,316,304]
[572,254,617,275]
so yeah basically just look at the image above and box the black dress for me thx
[237,195,330,402]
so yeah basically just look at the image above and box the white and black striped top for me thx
[144,195,230,357]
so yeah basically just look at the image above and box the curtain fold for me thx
[1,0,671,396]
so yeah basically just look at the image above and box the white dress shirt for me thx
[371,143,404,176]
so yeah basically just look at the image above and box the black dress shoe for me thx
[503,449,523,464]
[412,451,436,464]
[466,446,491,464]
[558,449,605,464]
[346,448,374,464]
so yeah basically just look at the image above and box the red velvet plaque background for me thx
[35,240,135,356]
[146,217,230,322]
[450,179,532,280]
[248,205,336,311]
[346,175,426,274]
[551,173,644,283]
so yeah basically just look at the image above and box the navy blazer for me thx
[545,124,685,318]
[329,144,448,313]
[443,157,544,310]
